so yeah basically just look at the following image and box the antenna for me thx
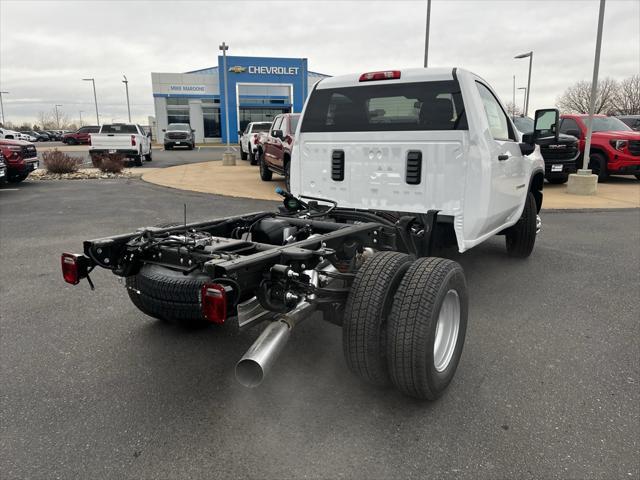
[184,203,187,235]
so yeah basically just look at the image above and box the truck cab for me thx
[292,67,546,253]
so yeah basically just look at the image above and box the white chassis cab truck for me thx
[62,67,554,401]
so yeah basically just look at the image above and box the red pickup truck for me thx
[0,139,39,183]
[62,125,100,145]
[559,114,640,181]
[257,113,300,191]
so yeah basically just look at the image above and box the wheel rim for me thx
[433,289,460,373]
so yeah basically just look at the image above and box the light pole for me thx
[219,41,235,165]
[423,0,432,67]
[518,87,527,116]
[0,91,8,125]
[512,75,516,116]
[79,110,84,126]
[514,51,533,116]
[82,78,100,125]
[122,75,131,122]
[582,0,606,172]
[54,104,63,129]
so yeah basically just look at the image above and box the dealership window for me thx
[167,109,190,125]
[203,107,221,138]
[238,107,290,132]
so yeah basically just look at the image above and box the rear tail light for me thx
[131,135,136,146]
[201,283,230,324]
[359,70,401,82]
[61,253,81,285]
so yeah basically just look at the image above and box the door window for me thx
[476,82,513,141]
[270,116,283,135]
[559,118,581,136]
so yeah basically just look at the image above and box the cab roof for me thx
[315,67,464,90]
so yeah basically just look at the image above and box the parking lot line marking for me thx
[0,188,19,191]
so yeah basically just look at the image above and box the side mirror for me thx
[147,131,152,138]
[162,129,166,132]
[237,130,242,136]
[533,108,559,142]
[519,142,535,156]
[565,129,581,139]
[272,129,284,139]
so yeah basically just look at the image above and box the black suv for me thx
[163,123,195,150]
[513,116,579,184]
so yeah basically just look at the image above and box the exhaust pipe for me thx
[235,301,314,387]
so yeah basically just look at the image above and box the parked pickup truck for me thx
[0,139,39,183]
[560,114,640,181]
[256,113,300,190]
[513,116,580,184]
[238,121,272,164]
[62,67,552,401]
[0,150,7,185]
[163,123,195,150]
[89,123,152,167]
[62,126,100,145]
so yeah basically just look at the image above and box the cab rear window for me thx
[101,124,138,134]
[301,81,467,132]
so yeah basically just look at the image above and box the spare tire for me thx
[126,264,211,328]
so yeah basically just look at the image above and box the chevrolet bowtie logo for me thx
[229,66,247,73]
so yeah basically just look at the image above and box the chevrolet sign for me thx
[228,65,300,75]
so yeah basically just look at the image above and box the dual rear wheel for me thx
[343,252,468,400]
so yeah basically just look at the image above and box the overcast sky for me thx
[1,0,638,126]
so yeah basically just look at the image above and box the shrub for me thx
[42,149,82,174]
[92,153,126,173]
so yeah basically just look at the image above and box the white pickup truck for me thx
[89,123,152,166]
[238,121,272,164]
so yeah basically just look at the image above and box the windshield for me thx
[512,116,534,133]
[289,115,300,132]
[590,116,632,132]
[301,81,467,132]
[168,123,191,131]
[101,124,138,134]
[251,123,271,133]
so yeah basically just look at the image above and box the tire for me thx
[144,151,152,162]
[8,174,27,184]
[165,144,172,151]
[387,257,468,400]
[240,142,248,160]
[505,192,537,258]
[547,175,568,184]
[134,154,143,167]
[125,264,211,329]
[259,154,272,181]
[588,152,608,182]
[284,159,291,192]
[343,252,413,387]
[67,138,77,145]
[634,174,640,181]
[250,148,259,166]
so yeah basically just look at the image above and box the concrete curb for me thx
[141,160,640,210]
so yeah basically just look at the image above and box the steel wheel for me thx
[433,289,460,372]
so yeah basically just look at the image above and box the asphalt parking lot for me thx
[1,180,639,479]
[37,142,232,168]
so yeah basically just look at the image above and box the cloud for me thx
[1,0,638,125]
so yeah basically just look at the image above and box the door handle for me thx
[498,154,510,161]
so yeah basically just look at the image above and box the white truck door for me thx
[475,81,528,232]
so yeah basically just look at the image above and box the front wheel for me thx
[387,257,468,400]
[284,160,291,192]
[259,154,272,181]
[588,152,608,182]
[144,151,152,162]
[505,192,537,258]
[8,173,28,183]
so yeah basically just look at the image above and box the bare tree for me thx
[504,102,523,117]
[611,75,640,115]
[37,108,73,130]
[556,77,618,114]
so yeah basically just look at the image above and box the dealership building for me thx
[151,56,329,144]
